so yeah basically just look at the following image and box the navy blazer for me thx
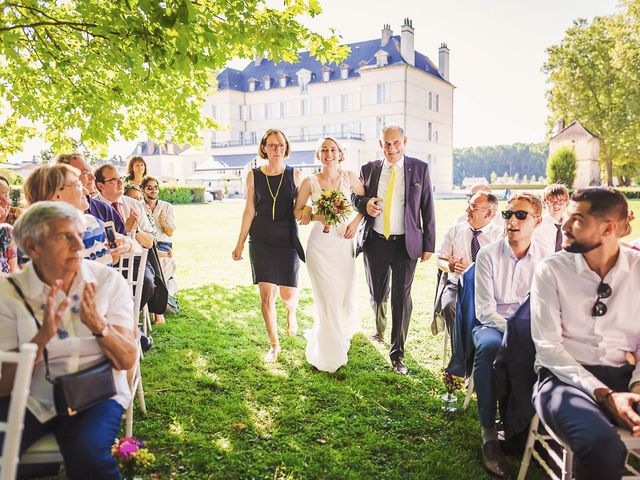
[446,264,477,378]
[353,156,436,259]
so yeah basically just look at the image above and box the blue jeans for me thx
[0,397,124,480]
[472,324,503,429]
[156,241,172,253]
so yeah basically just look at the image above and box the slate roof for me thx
[196,151,317,170]
[216,36,446,92]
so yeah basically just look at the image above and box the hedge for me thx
[10,186,21,207]
[489,183,545,190]
[617,188,640,199]
[158,185,206,204]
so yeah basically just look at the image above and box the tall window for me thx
[301,99,309,116]
[280,101,287,118]
[322,125,329,136]
[239,131,245,144]
[249,105,255,121]
[376,117,387,138]
[211,105,217,119]
[264,77,271,90]
[239,105,245,120]
[264,103,271,120]
[341,94,351,112]
[376,84,388,104]
[249,131,257,144]
[434,131,439,143]
[428,92,433,110]
[300,127,307,140]
[248,79,256,92]
[323,96,331,114]
[435,94,440,112]
[427,122,432,142]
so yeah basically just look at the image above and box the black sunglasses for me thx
[501,210,536,220]
[592,281,612,317]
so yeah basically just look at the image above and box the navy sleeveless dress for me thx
[249,166,304,287]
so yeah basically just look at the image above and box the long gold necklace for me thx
[264,167,285,220]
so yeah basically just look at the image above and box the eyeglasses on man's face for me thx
[102,177,122,185]
[592,281,612,317]
[546,199,567,207]
[501,210,537,220]
[266,143,286,150]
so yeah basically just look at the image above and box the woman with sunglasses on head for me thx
[232,129,305,362]
[472,192,547,478]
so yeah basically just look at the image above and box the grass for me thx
[129,199,640,478]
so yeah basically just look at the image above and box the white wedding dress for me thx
[305,171,359,372]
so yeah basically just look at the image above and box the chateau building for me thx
[202,19,454,193]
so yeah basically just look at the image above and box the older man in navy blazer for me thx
[354,125,436,374]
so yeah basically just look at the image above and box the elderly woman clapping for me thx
[0,202,137,480]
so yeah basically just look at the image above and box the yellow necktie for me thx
[384,165,397,238]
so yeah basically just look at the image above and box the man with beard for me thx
[473,192,545,478]
[531,187,640,480]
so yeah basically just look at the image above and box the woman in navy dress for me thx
[232,129,304,362]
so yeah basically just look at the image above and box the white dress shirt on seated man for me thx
[531,247,640,397]
[96,193,154,251]
[0,260,133,423]
[145,199,174,244]
[475,237,547,332]
[533,214,563,255]
[373,156,405,236]
[436,220,503,283]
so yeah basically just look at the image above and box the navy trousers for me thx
[472,324,503,428]
[0,397,124,480]
[533,365,634,480]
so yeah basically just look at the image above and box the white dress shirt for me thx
[531,247,640,397]
[475,237,545,332]
[373,157,405,236]
[436,220,503,283]
[533,214,563,256]
[0,261,133,422]
[96,193,154,236]
[145,199,175,243]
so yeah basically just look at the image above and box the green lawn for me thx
[130,198,640,479]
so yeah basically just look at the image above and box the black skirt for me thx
[249,216,299,287]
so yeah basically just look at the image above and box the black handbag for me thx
[8,278,116,417]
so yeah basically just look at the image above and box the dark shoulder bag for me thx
[8,278,116,417]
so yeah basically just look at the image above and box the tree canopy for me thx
[544,0,640,185]
[0,0,349,158]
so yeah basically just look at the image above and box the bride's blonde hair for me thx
[315,136,345,163]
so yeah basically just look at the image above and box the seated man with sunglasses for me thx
[531,187,640,480]
[474,192,546,478]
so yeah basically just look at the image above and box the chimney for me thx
[381,24,393,47]
[253,53,263,67]
[438,43,450,81]
[400,18,415,66]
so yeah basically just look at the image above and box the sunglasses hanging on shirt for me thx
[592,281,612,317]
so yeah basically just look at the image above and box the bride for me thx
[295,137,364,372]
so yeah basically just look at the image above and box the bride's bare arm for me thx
[348,171,365,196]
[294,177,312,224]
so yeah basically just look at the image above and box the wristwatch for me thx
[92,324,110,338]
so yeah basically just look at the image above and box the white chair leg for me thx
[137,372,146,414]
[517,414,540,480]
[442,329,449,368]
[463,373,474,409]
[143,305,152,334]
[125,402,134,438]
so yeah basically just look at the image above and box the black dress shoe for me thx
[371,332,384,343]
[481,440,511,478]
[391,360,408,375]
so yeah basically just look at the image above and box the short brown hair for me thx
[257,129,291,159]
[572,187,628,221]
[140,176,159,190]
[55,152,84,165]
[542,183,569,202]
[23,164,80,205]
[508,192,543,216]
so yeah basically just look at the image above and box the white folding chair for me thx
[463,370,475,410]
[0,343,37,480]
[116,249,150,335]
[518,413,640,480]
[115,250,148,437]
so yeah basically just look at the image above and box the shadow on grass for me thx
[133,284,538,480]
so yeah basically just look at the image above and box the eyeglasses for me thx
[145,185,159,191]
[102,177,122,185]
[501,210,537,220]
[546,200,567,207]
[266,143,286,150]
[592,281,612,317]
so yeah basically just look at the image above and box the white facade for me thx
[203,21,454,193]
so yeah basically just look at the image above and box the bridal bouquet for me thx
[313,190,352,233]
[112,437,156,480]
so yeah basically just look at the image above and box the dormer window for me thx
[340,64,350,80]
[375,49,389,67]
[279,74,288,88]
[296,68,312,94]
[248,78,257,92]
[322,66,332,82]
[263,75,271,90]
